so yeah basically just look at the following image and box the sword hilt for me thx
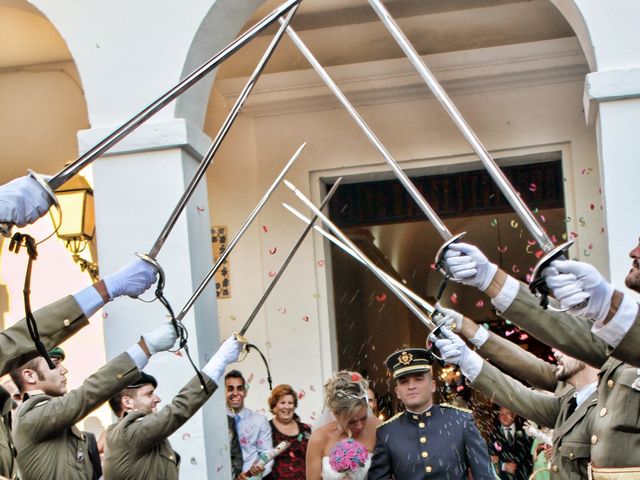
[135,252,166,299]
[529,240,586,312]
[434,232,467,275]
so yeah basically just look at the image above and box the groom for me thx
[368,348,495,480]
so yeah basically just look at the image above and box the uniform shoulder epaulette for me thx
[377,412,402,429]
[440,403,472,414]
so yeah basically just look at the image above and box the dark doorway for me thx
[327,156,566,417]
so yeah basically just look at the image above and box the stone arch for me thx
[549,0,596,71]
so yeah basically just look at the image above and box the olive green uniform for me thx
[0,296,88,377]
[103,374,217,480]
[603,307,640,368]
[13,352,140,480]
[499,282,640,477]
[0,388,16,480]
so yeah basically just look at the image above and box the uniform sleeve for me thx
[597,295,640,367]
[367,427,393,480]
[124,375,217,453]
[472,361,561,428]
[17,352,139,442]
[499,282,609,369]
[0,296,88,376]
[257,414,274,475]
[462,413,496,480]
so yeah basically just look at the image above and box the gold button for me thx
[421,451,428,458]
[63,319,70,327]
[413,415,419,420]
[558,446,562,452]
[569,453,574,459]
[419,422,425,428]
[426,412,432,417]
[552,465,559,472]
[591,435,598,445]
[607,379,614,389]
[600,407,607,417]
[169,455,174,461]
[425,466,432,473]
[420,436,427,444]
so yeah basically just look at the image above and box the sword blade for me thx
[368,0,554,252]
[47,0,301,192]
[284,180,437,332]
[238,178,343,337]
[283,22,453,242]
[283,202,436,315]
[176,143,306,321]
[148,6,299,259]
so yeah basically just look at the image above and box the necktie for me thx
[566,396,578,418]
[506,429,513,445]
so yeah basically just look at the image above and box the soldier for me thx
[368,348,494,480]
[0,173,55,229]
[102,335,242,480]
[9,322,177,480]
[443,241,640,478]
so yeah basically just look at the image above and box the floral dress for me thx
[264,419,311,479]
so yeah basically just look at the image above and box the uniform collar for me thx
[22,389,46,401]
[405,405,434,422]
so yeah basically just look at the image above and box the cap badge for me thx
[398,351,413,366]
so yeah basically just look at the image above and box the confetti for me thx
[196,206,205,212]
[564,216,571,223]
[298,389,306,400]
[429,263,437,271]
[262,225,268,233]
[450,293,458,304]
[182,433,191,441]
[101,312,109,319]
[584,249,592,257]
[278,307,287,315]
[230,315,237,321]
[376,293,387,302]
[578,217,586,227]
[505,329,515,337]
[525,244,535,254]
[174,350,183,357]
[490,219,498,227]
[581,167,593,175]
[590,203,595,210]
[498,246,508,253]
[534,250,544,259]
[512,265,520,273]
[456,385,465,392]
[510,220,519,229]
[494,442,503,452]
[525,274,532,283]
[588,243,593,250]
[269,247,277,255]
[561,233,568,240]
[482,323,490,330]
[268,271,276,278]
[475,300,484,308]
[570,232,578,239]
[302,315,310,322]
[247,373,254,383]
[312,293,321,299]
[519,333,529,341]
[309,385,316,392]
[317,260,325,267]
[528,183,537,192]
[539,214,546,223]
[505,319,512,325]
[527,240,536,246]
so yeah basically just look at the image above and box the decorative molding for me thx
[583,66,640,124]
[216,37,588,118]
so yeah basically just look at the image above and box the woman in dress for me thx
[306,371,380,480]
[264,384,311,479]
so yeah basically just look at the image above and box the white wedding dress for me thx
[321,455,371,480]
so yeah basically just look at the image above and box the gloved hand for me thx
[142,322,178,355]
[103,258,158,300]
[0,173,54,227]
[434,303,462,333]
[203,335,242,383]
[429,328,469,366]
[444,243,497,291]
[543,260,611,322]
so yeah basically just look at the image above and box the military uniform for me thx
[368,404,495,480]
[0,388,16,480]
[498,281,640,478]
[103,374,217,480]
[13,352,140,480]
[0,295,88,377]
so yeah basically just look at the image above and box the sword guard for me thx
[434,232,467,275]
[529,240,574,312]
[28,170,58,208]
[425,318,447,366]
[135,252,166,298]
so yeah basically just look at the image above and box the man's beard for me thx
[625,261,640,292]
[556,361,585,382]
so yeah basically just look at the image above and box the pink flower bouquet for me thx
[329,438,369,477]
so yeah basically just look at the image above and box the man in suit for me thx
[368,348,494,480]
[489,407,532,479]
[442,241,640,479]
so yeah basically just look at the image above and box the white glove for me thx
[0,174,54,226]
[429,329,483,381]
[444,243,497,291]
[142,322,178,354]
[103,258,158,299]
[202,335,242,383]
[434,303,462,333]
[543,260,611,322]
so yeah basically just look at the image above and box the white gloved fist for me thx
[444,243,497,291]
[142,321,178,354]
[434,303,462,333]
[429,328,469,366]
[0,174,54,227]
[543,260,612,322]
[203,335,242,384]
[103,258,158,299]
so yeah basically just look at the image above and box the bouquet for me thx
[329,438,369,478]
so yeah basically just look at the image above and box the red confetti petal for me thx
[268,270,276,278]
[456,385,465,392]
[590,203,595,210]
[475,299,484,308]
[570,232,578,239]
[262,225,268,233]
[376,293,387,302]
[505,329,515,337]
[269,247,277,255]
[519,333,529,341]
[247,373,254,383]
[529,183,537,192]
[527,240,536,246]
[525,274,532,283]
[450,293,458,304]
[317,260,325,267]
[101,312,109,319]
[298,389,306,400]
[498,245,508,253]
[302,315,310,322]
[512,265,520,273]
[494,442,503,452]
[534,250,544,259]
[430,263,437,271]
[196,206,205,212]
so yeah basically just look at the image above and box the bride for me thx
[306,371,381,480]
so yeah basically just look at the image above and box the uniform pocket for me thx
[559,441,590,461]
[609,366,640,432]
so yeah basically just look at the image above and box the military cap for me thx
[48,347,65,360]
[127,372,158,389]
[385,348,433,379]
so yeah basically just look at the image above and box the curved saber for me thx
[237,178,343,338]
[148,6,298,259]
[282,202,436,315]
[0,0,301,237]
[175,143,306,321]
[283,180,438,332]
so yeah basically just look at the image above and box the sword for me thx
[283,179,443,335]
[137,6,299,287]
[0,0,301,237]
[236,177,343,342]
[173,143,306,324]
[367,0,576,310]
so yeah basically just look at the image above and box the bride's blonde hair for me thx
[324,371,369,436]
